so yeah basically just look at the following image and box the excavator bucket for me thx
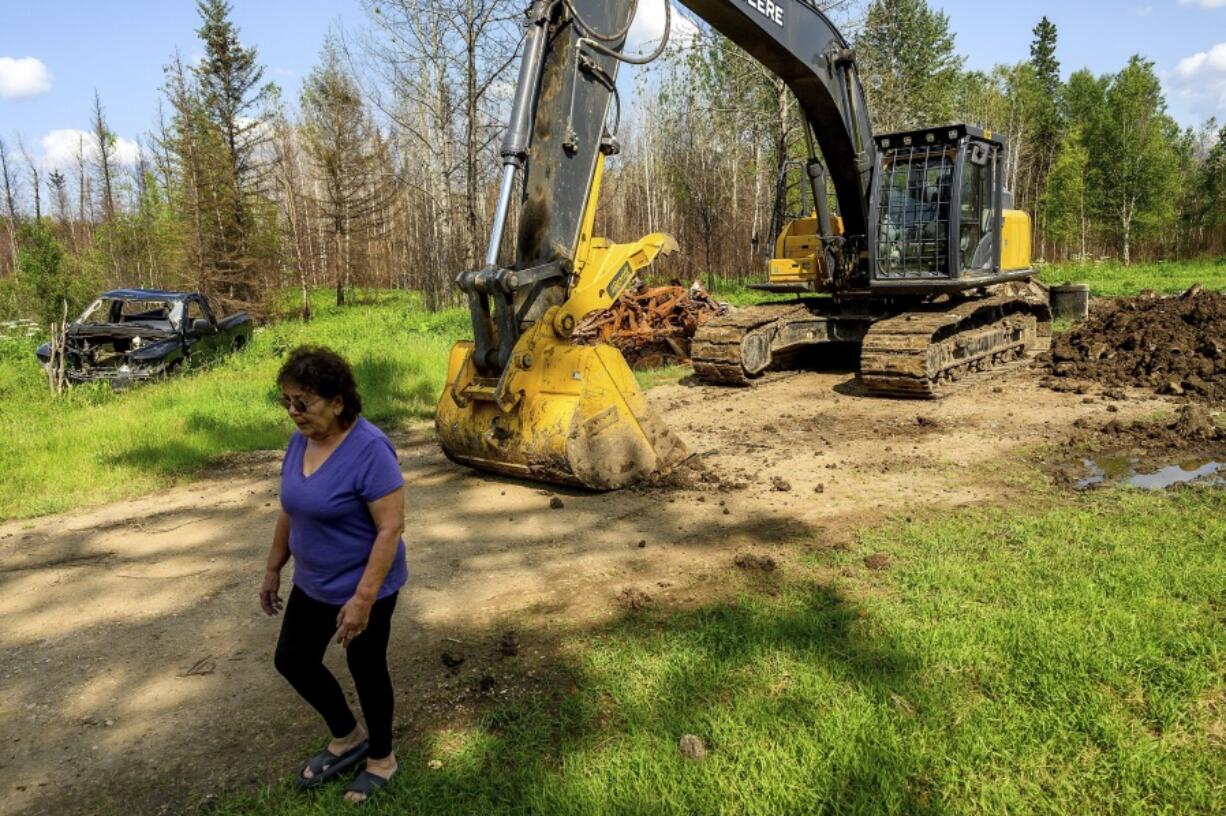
[435,314,687,490]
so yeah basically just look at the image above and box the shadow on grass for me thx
[215,580,934,815]
[355,356,440,425]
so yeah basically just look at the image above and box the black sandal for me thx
[297,739,369,789]
[344,767,397,803]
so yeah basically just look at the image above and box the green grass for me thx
[633,363,692,390]
[210,487,1226,815]
[1038,257,1226,297]
[0,290,468,519]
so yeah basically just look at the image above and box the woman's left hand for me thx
[335,596,373,648]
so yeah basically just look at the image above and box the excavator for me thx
[435,0,1051,489]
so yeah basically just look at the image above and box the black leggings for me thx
[274,585,398,758]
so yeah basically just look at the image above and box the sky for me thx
[0,0,1223,175]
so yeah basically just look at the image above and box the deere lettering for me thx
[743,0,784,27]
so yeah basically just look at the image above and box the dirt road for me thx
[0,365,1175,815]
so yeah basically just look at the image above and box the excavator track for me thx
[691,302,817,386]
[858,294,1040,399]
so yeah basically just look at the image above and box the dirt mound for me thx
[1045,286,1226,402]
[1052,404,1226,489]
[1095,404,1225,449]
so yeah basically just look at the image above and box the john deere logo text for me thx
[608,262,633,300]
[743,0,784,27]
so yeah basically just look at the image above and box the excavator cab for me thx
[869,125,1032,290]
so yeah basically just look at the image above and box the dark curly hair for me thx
[276,346,363,427]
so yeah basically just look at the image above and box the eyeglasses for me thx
[278,394,323,414]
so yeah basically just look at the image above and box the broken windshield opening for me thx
[77,298,181,331]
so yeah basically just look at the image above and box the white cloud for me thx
[39,129,141,172]
[1168,42,1226,120]
[0,57,52,99]
[627,1,699,57]
[1179,0,1226,8]
[1176,42,1226,78]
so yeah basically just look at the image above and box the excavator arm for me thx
[681,0,875,245]
[439,0,690,489]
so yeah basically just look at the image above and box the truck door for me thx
[184,297,219,360]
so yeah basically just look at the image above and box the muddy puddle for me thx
[1074,455,1224,490]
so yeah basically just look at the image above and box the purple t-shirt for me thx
[280,416,407,605]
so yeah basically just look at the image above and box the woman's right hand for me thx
[260,568,284,616]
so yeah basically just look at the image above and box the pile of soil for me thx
[1093,403,1225,449]
[1045,285,1226,402]
[1052,404,1226,487]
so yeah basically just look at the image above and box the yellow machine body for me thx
[1001,209,1032,271]
[436,153,686,490]
[768,213,844,286]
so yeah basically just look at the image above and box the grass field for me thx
[0,291,466,518]
[212,487,1226,815]
[1037,257,1226,297]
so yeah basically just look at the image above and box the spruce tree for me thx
[1029,17,1060,98]
[190,0,277,308]
[1028,17,1062,256]
[1029,17,1062,158]
[194,0,273,190]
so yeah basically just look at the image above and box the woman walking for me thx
[260,346,406,804]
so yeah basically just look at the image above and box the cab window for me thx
[959,142,998,271]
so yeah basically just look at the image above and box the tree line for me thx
[0,0,1223,325]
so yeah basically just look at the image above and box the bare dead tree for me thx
[17,135,42,222]
[92,91,119,223]
[0,137,20,275]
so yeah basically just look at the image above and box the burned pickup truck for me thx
[36,289,252,385]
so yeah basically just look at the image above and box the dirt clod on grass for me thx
[678,734,708,761]
[618,587,653,610]
[498,631,520,657]
[734,552,778,572]
[864,552,893,571]
[1045,286,1226,402]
